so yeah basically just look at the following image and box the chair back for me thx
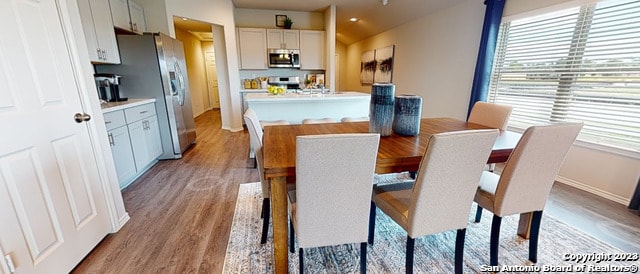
[468,101,513,131]
[408,129,499,236]
[243,108,268,194]
[295,133,380,248]
[302,118,338,124]
[493,122,583,216]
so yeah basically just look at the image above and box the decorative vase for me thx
[369,83,395,136]
[393,95,422,136]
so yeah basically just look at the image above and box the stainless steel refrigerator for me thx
[96,33,196,159]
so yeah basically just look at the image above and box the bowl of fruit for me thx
[267,85,286,95]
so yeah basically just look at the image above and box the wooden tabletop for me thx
[262,117,522,273]
[262,117,521,178]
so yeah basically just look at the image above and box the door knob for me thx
[74,113,91,123]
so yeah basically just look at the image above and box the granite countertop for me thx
[101,98,156,113]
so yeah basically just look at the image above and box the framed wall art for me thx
[374,45,395,83]
[275,15,287,27]
[360,50,375,84]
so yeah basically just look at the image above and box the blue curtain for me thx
[467,0,506,117]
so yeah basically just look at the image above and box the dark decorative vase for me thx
[369,83,395,136]
[393,95,422,136]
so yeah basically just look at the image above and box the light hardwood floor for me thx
[73,109,640,273]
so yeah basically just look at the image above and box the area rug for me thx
[223,181,635,273]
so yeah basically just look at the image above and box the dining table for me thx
[262,117,522,273]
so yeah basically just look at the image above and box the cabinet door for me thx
[237,28,267,69]
[266,29,284,49]
[145,115,163,160]
[109,0,131,31]
[128,0,146,34]
[283,30,299,49]
[299,30,325,70]
[128,119,149,172]
[77,0,121,63]
[108,126,136,188]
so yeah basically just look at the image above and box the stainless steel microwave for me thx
[268,49,300,68]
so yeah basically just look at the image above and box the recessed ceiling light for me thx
[349,18,358,22]
[182,17,188,21]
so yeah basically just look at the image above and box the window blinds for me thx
[488,0,640,152]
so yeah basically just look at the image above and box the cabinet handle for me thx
[108,133,114,146]
[129,21,133,31]
[133,23,138,32]
[139,110,148,115]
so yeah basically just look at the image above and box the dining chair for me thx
[288,133,380,273]
[244,108,292,244]
[341,116,370,123]
[244,108,288,168]
[467,101,513,172]
[370,129,499,274]
[301,118,338,124]
[467,101,513,131]
[473,122,583,266]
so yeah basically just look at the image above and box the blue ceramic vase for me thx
[392,95,422,136]
[369,83,395,136]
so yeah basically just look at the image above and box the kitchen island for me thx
[244,91,370,124]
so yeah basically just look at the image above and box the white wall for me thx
[163,0,243,131]
[345,0,485,121]
[344,0,640,204]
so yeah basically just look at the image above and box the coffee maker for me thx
[94,73,127,102]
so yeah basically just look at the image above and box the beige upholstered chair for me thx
[467,101,513,131]
[468,101,513,172]
[244,108,292,244]
[473,122,583,266]
[288,133,380,273]
[370,129,499,274]
[301,118,338,124]
[341,116,370,123]
[244,108,288,167]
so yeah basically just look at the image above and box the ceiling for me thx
[174,0,468,45]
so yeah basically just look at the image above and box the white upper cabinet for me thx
[77,0,121,63]
[237,28,268,70]
[109,0,146,34]
[128,0,146,34]
[267,29,299,49]
[299,30,325,70]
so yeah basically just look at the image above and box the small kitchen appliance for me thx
[94,73,127,102]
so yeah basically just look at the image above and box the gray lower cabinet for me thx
[104,102,161,189]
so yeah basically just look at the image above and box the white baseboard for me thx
[556,176,630,206]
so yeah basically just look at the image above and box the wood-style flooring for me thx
[73,109,640,273]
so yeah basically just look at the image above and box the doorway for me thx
[173,17,221,118]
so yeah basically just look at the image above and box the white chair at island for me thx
[341,116,369,123]
[302,118,338,124]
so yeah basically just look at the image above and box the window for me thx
[488,0,640,153]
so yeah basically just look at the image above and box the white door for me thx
[204,49,220,109]
[0,0,110,273]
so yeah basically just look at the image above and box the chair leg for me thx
[260,198,270,244]
[299,248,304,274]
[474,205,483,223]
[406,236,415,274]
[490,215,502,266]
[368,202,376,245]
[529,211,543,263]
[289,218,295,253]
[455,229,466,274]
[360,242,367,274]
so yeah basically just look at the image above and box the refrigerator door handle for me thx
[174,61,186,106]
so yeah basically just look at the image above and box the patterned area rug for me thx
[223,180,635,273]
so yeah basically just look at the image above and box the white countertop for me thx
[101,98,156,113]
[244,91,369,102]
